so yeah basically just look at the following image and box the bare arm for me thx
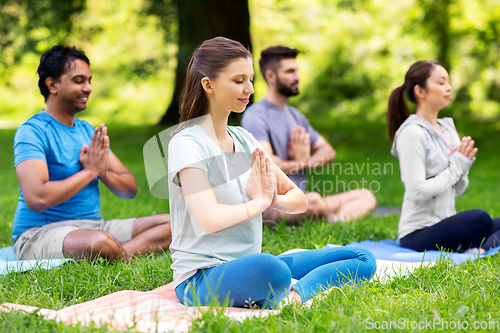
[259,140,305,174]
[99,152,137,198]
[16,159,99,213]
[258,130,335,174]
[179,149,275,233]
[307,136,336,170]
[15,124,135,213]
[269,159,308,214]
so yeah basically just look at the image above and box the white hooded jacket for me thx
[391,114,474,239]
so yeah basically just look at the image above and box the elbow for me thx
[25,196,48,213]
[113,182,138,199]
[300,198,308,213]
[124,179,138,199]
[405,190,427,205]
[120,187,138,199]
[297,192,308,214]
[198,215,222,234]
[329,148,336,162]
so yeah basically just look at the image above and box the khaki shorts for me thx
[13,218,135,260]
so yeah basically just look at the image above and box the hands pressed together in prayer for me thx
[80,124,110,178]
[246,148,277,210]
[450,136,478,160]
[288,126,311,162]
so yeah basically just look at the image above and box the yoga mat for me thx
[0,246,74,275]
[329,239,500,264]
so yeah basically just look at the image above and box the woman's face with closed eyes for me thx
[203,57,255,115]
[419,65,452,111]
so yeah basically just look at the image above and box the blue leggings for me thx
[400,209,500,252]
[175,247,376,309]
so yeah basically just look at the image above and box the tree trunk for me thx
[158,0,252,125]
[418,0,452,71]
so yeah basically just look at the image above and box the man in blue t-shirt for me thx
[242,46,377,223]
[13,45,171,260]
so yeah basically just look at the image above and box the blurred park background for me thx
[1,0,500,128]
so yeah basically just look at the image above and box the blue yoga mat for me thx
[328,239,500,265]
[0,246,74,274]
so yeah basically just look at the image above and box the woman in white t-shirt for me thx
[168,37,376,308]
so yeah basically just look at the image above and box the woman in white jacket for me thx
[387,60,500,252]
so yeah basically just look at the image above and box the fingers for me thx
[90,126,101,149]
[458,136,471,151]
[462,139,474,157]
[265,156,272,177]
[80,144,88,159]
[469,147,478,159]
[259,150,266,178]
[457,136,477,160]
[100,125,108,151]
[103,135,110,152]
[266,158,277,188]
[90,124,107,150]
[303,132,310,144]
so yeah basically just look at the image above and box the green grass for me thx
[0,119,500,332]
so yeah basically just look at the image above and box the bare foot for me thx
[289,290,303,306]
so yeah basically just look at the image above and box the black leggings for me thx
[400,209,500,252]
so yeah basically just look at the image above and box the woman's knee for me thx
[254,253,291,289]
[350,247,377,280]
[469,209,493,231]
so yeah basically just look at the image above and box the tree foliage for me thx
[0,0,500,125]
[145,0,252,124]
[0,0,86,75]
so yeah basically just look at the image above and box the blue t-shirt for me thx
[241,99,321,190]
[12,110,102,241]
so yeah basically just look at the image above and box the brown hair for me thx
[387,60,441,141]
[259,46,299,82]
[173,37,252,135]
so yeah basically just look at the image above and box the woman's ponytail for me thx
[386,60,441,141]
[387,84,410,141]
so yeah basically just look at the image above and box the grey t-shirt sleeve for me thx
[241,107,270,143]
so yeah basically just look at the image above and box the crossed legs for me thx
[63,214,171,261]
[175,247,376,309]
[263,189,377,224]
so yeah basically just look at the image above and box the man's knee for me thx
[64,230,123,259]
[360,189,377,209]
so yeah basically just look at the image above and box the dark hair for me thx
[37,45,90,101]
[259,46,299,82]
[387,60,441,141]
[174,36,252,134]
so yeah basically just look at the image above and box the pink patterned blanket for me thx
[0,282,276,332]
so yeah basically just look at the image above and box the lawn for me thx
[0,118,499,332]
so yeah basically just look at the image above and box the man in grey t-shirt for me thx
[242,46,377,223]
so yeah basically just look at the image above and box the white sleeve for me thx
[168,134,209,187]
